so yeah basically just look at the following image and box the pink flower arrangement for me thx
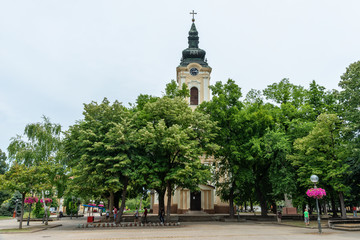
[24,197,39,204]
[98,204,104,207]
[306,188,326,199]
[40,198,53,204]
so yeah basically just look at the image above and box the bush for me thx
[64,197,78,215]
[0,192,21,216]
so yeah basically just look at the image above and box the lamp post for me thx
[44,190,50,225]
[310,175,322,234]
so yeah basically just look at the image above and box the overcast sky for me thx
[1,0,360,153]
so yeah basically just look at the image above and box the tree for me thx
[339,61,360,132]
[0,163,49,228]
[164,80,190,99]
[290,114,349,218]
[64,98,140,222]
[0,149,7,174]
[338,61,360,206]
[136,96,217,219]
[6,116,64,224]
[198,79,244,218]
[0,149,10,207]
[237,100,279,216]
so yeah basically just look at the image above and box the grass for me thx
[0,216,12,220]
[281,220,328,228]
[0,228,34,233]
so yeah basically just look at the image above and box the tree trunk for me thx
[250,198,254,212]
[229,187,235,218]
[114,191,120,209]
[19,193,25,229]
[330,196,338,217]
[158,190,165,216]
[116,178,128,223]
[255,187,267,217]
[271,202,277,214]
[27,203,32,226]
[338,192,347,219]
[323,202,328,215]
[302,204,306,215]
[244,201,247,212]
[109,191,114,218]
[166,181,172,222]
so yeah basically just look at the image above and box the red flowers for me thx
[24,197,39,204]
[306,188,326,199]
[40,198,53,203]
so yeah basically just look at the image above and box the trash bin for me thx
[87,216,94,223]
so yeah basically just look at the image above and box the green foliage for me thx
[164,80,190,99]
[0,149,7,175]
[64,197,78,215]
[339,60,360,131]
[198,79,244,216]
[0,163,51,196]
[263,78,306,107]
[32,201,44,218]
[290,114,349,192]
[135,95,217,213]
[64,98,142,216]
[125,196,150,210]
[0,192,21,216]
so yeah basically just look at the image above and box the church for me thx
[150,13,230,214]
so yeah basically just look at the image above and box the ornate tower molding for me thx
[177,12,211,108]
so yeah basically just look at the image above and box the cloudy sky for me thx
[1,0,360,153]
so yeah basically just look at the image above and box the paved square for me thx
[1,218,359,240]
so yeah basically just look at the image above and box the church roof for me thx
[179,21,209,67]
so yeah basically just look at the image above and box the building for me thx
[150,15,230,214]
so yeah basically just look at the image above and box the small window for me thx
[190,87,198,105]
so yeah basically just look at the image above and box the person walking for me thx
[304,208,310,226]
[277,211,282,223]
[159,208,165,224]
[143,207,148,223]
[134,207,139,223]
[113,206,118,222]
[353,206,357,217]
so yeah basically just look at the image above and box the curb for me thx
[78,222,180,228]
[0,224,62,234]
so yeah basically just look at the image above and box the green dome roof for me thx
[179,22,209,67]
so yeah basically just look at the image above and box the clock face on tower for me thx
[190,68,199,76]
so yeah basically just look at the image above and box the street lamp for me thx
[310,175,322,234]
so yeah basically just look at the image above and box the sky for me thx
[1,0,360,153]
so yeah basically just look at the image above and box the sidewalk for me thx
[0,216,83,232]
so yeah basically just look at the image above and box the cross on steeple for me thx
[190,10,197,22]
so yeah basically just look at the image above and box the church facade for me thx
[150,16,230,214]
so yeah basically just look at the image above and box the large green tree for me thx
[198,79,245,218]
[5,116,64,225]
[290,114,349,218]
[136,96,217,219]
[338,60,360,206]
[64,98,141,222]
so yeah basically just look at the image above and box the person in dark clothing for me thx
[159,208,165,224]
[143,207,148,223]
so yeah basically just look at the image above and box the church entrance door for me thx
[190,191,201,210]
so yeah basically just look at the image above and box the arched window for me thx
[190,87,199,105]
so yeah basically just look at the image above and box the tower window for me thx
[190,87,199,105]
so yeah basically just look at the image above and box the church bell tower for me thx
[177,11,211,108]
